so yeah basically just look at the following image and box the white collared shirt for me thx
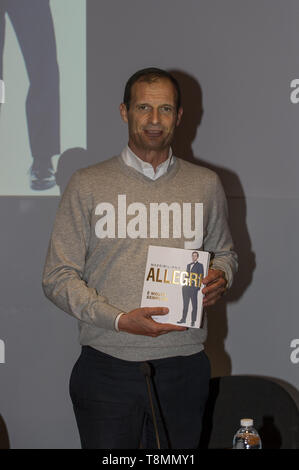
[121,145,175,180]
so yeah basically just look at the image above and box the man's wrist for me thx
[114,312,126,331]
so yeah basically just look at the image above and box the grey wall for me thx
[1,0,299,448]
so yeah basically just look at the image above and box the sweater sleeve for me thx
[42,170,122,330]
[203,173,238,288]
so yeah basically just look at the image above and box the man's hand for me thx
[118,307,187,337]
[202,269,227,307]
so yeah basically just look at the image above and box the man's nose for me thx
[149,108,160,125]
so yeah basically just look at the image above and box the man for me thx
[42,67,238,449]
[178,251,204,327]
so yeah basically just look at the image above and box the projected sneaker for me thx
[29,164,56,190]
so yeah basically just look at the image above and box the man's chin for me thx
[137,139,170,152]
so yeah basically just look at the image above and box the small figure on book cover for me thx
[177,251,204,327]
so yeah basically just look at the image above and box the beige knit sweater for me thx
[42,155,237,361]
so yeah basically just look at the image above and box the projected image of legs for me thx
[0,0,86,195]
[1,0,59,191]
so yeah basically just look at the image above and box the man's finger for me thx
[202,278,226,295]
[154,323,188,334]
[202,272,218,283]
[202,271,222,285]
[159,323,187,331]
[142,307,169,316]
[203,286,226,306]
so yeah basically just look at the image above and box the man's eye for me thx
[161,106,172,112]
[137,105,149,111]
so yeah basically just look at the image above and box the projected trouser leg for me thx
[6,0,60,189]
[0,6,5,83]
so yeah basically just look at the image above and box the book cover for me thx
[141,245,210,328]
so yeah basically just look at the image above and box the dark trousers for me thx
[69,346,210,449]
[182,286,199,323]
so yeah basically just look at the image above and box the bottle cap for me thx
[240,418,253,427]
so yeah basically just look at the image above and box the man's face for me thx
[192,252,198,263]
[120,78,183,155]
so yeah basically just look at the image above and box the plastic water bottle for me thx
[232,418,262,449]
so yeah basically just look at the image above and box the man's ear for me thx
[119,103,128,123]
[176,106,183,127]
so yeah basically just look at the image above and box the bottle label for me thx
[237,433,260,446]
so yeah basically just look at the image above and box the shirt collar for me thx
[121,145,174,180]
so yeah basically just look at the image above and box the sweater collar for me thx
[121,145,175,181]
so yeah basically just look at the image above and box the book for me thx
[141,245,210,328]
